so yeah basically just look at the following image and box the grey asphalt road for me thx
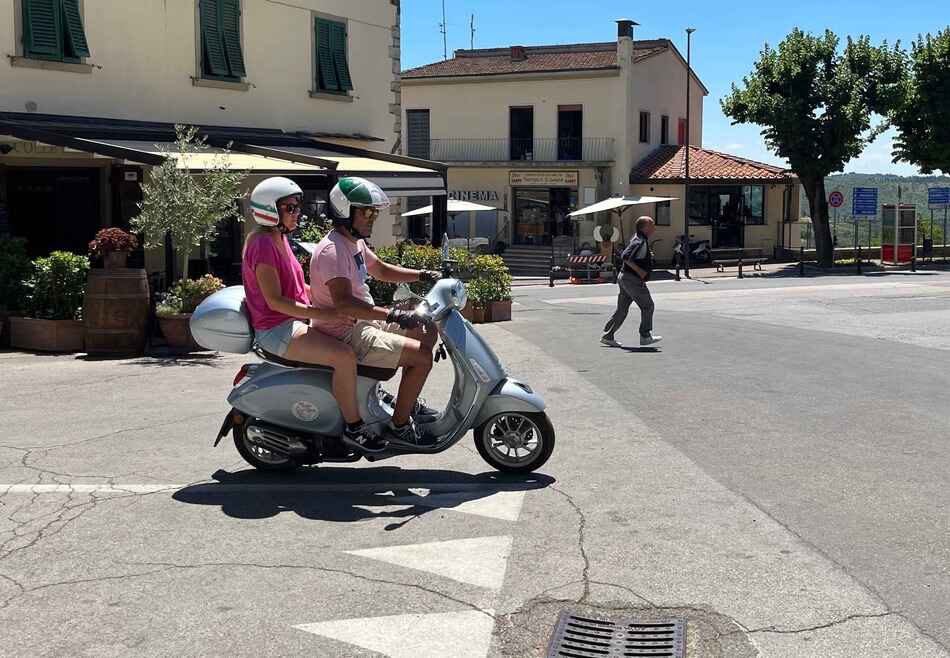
[2,269,949,657]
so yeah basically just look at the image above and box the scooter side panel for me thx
[227,365,345,435]
[472,379,546,428]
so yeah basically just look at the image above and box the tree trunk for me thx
[180,247,189,281]
[802,176,834,267]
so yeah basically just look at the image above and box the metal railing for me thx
[430,137,614,162]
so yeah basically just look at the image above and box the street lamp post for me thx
[683,28,695,278]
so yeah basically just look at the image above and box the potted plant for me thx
[131,125,245,281]
[11,251,89,352]
[0,237,32,348]
[464,277,492,324]
[88,227,139,269]
[156,274,224,350]
[469,255,512,323]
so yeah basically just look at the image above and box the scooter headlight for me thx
[453,281,467,311]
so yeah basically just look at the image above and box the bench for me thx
[713,258,767,278]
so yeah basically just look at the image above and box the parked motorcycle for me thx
[190,260,555,474]
[673,235,711,264]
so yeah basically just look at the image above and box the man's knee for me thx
[402,344,433,371]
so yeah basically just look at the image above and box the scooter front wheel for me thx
[474,411,555,474]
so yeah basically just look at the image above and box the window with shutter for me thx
[219,0,245,78]
[60,0,89,58]
[314,17,351,93]
[22,0,64,60]
[200,0,230,78]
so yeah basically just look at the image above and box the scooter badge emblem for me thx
[291,400,320,422]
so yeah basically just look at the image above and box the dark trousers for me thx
[602,271,654,338]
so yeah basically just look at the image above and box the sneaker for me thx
[341,425,386,454]
[600,336,622,348]
[380,392,439,419]
[639,334,663,346]
[384,419,436,449]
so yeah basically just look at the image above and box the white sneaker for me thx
[600,336,622,347]
[639,334,663,346]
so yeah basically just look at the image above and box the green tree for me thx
[132,125,245,280]
[722,29,905,266]
[890,28,950,175]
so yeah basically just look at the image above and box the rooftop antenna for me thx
[440,0,448,60]
[470,13,475,49]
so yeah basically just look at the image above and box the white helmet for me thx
[250,176,303,226]
[329,176,391,220]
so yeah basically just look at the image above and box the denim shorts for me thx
[254,319,308,357]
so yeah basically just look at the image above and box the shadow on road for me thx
[172,467,555,530]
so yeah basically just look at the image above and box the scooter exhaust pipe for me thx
[246,424,308,457]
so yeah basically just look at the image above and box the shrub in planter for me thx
[11,251,89,352]
[468,255,512,322]
[156,275,225,350]
[367,243,472,306]
[0,237,32,346]
[88,227,139,269]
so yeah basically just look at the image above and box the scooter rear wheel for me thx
[233,423,298,472]
[474,411,555,474]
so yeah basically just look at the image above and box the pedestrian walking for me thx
[601,216,662,347]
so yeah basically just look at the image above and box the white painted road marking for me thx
[0,483,535,495]
[388,489,526,521]
[348,536,514,590]
[294,609,496,658]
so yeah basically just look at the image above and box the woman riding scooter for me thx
[242,176,371,452]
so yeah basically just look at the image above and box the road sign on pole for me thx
[928,187,949,209]
[852,188,878,216]
[828,190,844,208]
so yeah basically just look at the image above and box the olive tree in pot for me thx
[11,251,89,352]
[155,275,225,350]
[131,124,245,281]
[0,237,32,347]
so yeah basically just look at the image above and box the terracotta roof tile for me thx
[630,145,795,183]
[402,41,669,79]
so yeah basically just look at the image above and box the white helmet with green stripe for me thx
[250,176,303,227]
[329,176,390,219]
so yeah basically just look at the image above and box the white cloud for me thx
[725,143,745,151]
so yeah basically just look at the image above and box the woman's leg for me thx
[283,326,361,424]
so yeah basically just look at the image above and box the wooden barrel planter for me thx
[83,268,150,356]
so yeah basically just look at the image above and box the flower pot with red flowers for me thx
[156,275,225,350]
[88,227,139,270]
[11,251,89,353]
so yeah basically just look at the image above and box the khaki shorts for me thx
[343,320,411,369]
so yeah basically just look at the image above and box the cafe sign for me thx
[509,170,579,187]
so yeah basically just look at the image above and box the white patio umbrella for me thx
[568,195,678,244]
[402,200,498,251]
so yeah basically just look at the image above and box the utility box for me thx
[881,204,917,264]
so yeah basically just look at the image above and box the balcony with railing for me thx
[428,137,614,163]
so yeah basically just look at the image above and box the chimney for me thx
[510,45,527,62]
[616,19,638,41]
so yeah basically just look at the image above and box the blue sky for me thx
[402,0,947,176]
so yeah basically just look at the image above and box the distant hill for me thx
[799,173,950,218]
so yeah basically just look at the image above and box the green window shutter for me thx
[315,19,339,91]
[61,0,90,58]
[200,0,228,77]
[23,0,63,59]
[329,21,352,91]
[219,0,245,78]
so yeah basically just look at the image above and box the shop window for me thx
[200,0,246,80]
[639,112,650,144]
[660,115,670,145]
[655,200,671,226]
[22,0,90,62]
[314,17,353,93]
[741,185,765,224]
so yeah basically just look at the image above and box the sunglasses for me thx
[363,207,380,219]
[279,203,301,214]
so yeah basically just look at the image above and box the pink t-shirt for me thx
[241,233,309,331]
[309,230,379,339]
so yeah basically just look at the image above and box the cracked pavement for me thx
[3,273,950,656]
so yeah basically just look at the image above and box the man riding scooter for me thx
[309,177,442,451]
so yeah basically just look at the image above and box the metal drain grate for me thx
[546,612,685,658]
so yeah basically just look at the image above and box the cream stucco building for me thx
[402,20,800,272]
[0,0,445,282]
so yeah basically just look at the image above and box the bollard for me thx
[911,255,917,272]
[857,245,862,275]
[799,245,805,276]
[549,256,555,288]
[738,258,744,279]
[674,256,681,282]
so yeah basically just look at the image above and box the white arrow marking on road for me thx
[387,490,526,522]
[348,536,513,590]
[294,609,495,658]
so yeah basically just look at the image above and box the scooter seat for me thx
[256,349,398,382]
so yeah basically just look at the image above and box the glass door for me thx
[513,188,549,245]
